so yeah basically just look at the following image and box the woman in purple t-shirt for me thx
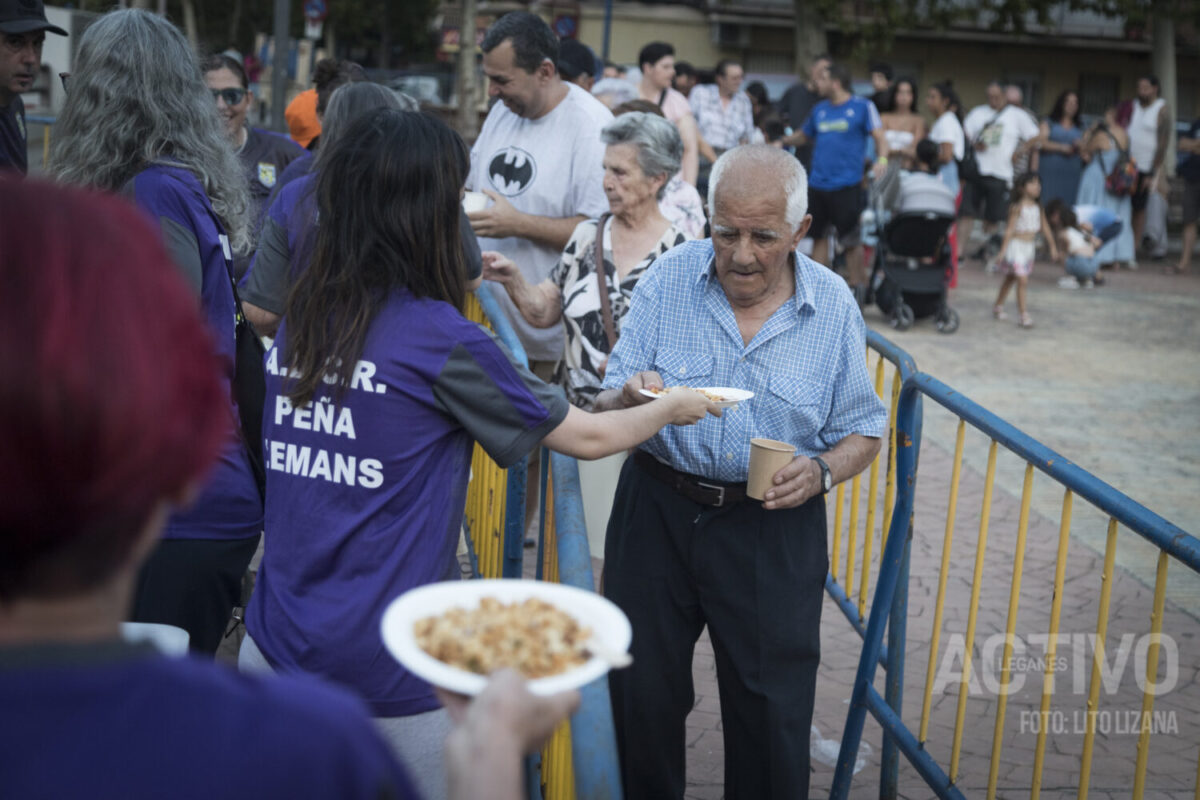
[241,108,718,799]
[49,9,263,656]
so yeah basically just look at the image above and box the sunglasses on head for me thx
[211,87,247,106]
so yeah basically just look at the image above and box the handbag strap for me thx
[593,214,617,353]
[657,88,668,108]
[970,107,1006,146]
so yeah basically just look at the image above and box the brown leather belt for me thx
[633,449,747,508]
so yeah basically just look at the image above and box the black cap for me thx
[0,0,69,36]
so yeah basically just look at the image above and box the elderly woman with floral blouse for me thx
[482,111,690,411]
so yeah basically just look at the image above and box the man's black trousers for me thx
[604,454,828,800]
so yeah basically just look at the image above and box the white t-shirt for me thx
[929,110,965,161]
[469,83,612,361]
[963,104,1039,185]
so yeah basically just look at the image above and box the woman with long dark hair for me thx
[1037,89,1084,207]
[50,9,262,656]
[880,78,926,169]
[240,108,716,800]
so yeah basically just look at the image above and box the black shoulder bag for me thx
[959,108,1004,185]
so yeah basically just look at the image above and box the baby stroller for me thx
[865,170,960,333]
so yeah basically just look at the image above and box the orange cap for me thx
[285,88,321,149]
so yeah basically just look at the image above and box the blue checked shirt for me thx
[688,85,755,151]
[602,239,887,482]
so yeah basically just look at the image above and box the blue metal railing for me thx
[472,288,623,798]
[548,451,624,799]
[830,370,1199,800]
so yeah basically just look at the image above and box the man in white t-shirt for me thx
[467,11,611,366]
[958,81,1039,261]
[1127,75,1171,252]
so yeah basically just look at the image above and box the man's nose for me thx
[732,236,755,265]
[488,81,500,98]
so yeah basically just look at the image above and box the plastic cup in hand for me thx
[462,191,489,214]
[747,438,797,501]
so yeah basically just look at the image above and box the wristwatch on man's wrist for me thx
[812,456,833,495]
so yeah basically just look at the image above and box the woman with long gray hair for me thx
[50,8,262,656]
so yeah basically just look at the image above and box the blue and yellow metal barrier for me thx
[462,287,527,580]
[822,330,920,797]
[831,370,1200,800]
[463,289,622,799]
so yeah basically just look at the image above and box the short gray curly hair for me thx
[600,112,682,199]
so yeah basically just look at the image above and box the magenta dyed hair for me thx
[0,178,230,600]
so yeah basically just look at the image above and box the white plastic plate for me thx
[380,579,632,696]
[638,386,754,409]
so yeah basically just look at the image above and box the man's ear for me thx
[792,214,813,247]
[537,58,556,82]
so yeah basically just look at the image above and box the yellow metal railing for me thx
[462,293,509,579]
[827,347,906,626]
[537,461,577,800]
[462,295,579,797]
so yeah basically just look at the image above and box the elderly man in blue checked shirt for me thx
[593,144,888,800]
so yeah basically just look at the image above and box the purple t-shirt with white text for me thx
[246,290,568,716]
[127,165,263,541]
[0,640,417,799]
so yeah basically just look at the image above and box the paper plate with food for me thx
[638,385,754,409]
[381,579,632,696]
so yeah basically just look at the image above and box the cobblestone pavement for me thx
[680,259,1200,799]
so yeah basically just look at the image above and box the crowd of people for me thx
[0,1,1197,798]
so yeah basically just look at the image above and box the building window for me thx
[1004,72,1042,114]
[1079,74,1120,117]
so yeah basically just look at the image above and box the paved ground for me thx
[679,257,1200,799]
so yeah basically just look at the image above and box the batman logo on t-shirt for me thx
[487,147,536,197]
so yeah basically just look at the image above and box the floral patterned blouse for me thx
[549,217,689,409]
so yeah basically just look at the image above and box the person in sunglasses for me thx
[202,53,306,279]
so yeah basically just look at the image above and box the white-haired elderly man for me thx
[593,144,887,799]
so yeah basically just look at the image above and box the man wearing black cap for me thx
[0,0,67,174]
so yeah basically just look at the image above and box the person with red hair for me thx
[0,177,421,797]
[0,178,584,799]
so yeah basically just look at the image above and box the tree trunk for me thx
[182,0,199,51]
[228,0,244,50]
[792,0,828,76]
[456,0,479,141]
[324,20,336,60]
[1152,15,1176,176]
[378,9,392,70]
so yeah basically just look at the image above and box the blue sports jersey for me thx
[803,96,880,191]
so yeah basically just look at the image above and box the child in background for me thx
[993,173,1058,328]
[1045,198,1121,289]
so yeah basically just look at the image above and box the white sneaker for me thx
[1082,278,1095,289]
[1057,276,1080,289]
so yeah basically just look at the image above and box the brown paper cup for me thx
[747,438,797,500]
